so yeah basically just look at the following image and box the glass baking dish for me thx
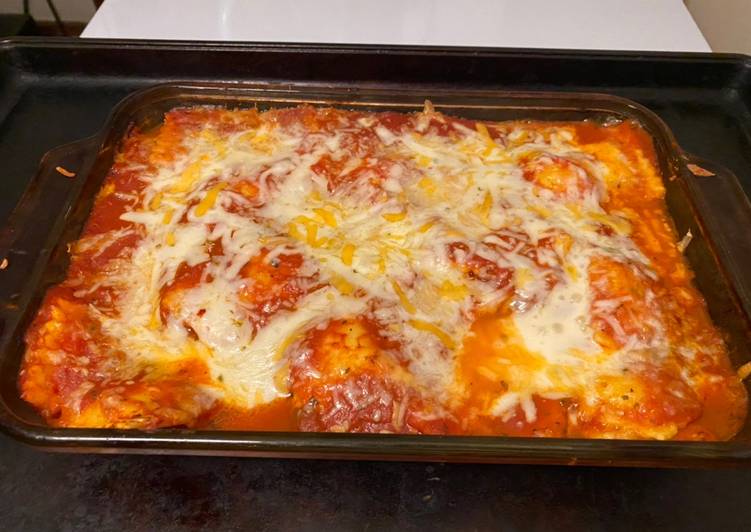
[1,82,750,467]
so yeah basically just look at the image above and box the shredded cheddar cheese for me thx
[341,243,355,266]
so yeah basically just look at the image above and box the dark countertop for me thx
[3,40,751,531]
[2,433,751,531]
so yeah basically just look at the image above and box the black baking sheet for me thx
[1,38,751,467]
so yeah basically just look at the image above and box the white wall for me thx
[685,0,751,54]
[0,0,95,23]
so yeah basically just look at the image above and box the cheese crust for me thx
[20,104,747,440]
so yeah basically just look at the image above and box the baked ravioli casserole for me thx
[20,103,748,440]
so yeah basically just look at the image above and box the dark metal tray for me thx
[1,38,751,467]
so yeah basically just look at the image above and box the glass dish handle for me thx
[682,155,751,318]
[0,137,99,324]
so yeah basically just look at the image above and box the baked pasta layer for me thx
[20,104,747,439]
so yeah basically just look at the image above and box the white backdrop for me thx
[82,0,710,52]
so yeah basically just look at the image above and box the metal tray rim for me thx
[2,36,751,64]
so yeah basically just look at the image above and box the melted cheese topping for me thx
[20,103,747,439]
[108,108,642,402]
